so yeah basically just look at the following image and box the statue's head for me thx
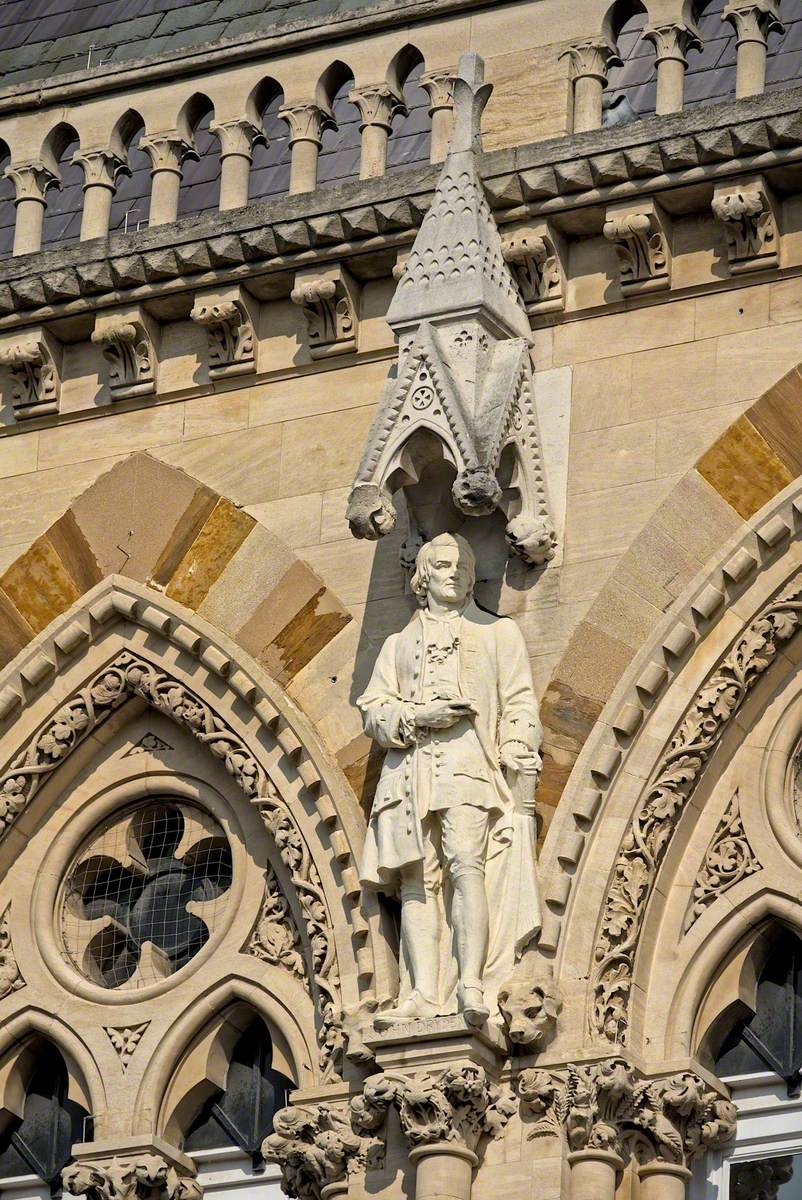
[411,533,476,608]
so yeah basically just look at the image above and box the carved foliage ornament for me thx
[591,572,802,1044]
[190,300,255,378]
[0,336,61,419]
[103,1023,150,1073]
[712,180,779,273]
[246,862,306,982]
[91,321,156,400]
[518,1060,736,1166]
[0,905,23,1000]
[502,230,565,314]
[290,270,359,359]
[684,790,761,932]
[603,206,670,293]
[0,651,341,1077]
[262,1103,371,1200]
[63,1156,200,1200]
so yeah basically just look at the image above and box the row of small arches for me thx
[601,0,801,124]
[0,47,436,258]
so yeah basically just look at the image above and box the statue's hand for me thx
[500,742,542,777]
[415,698,476,729]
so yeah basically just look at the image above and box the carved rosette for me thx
[684,791,761,932]
[91,320,157,400]
[262,1104,371,1200]
[712,178,779,273]
[291,266,360,358]
[502,227,565,315]
[0,651,342,1079]
[190,299,256,378]
[591,572,802,1044]
[0,333,61,419]
[518,1061,735,1168]
[603,201,672,294]
[63,1156,201,1200]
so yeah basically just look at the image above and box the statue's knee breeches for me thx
[439,805,490,881]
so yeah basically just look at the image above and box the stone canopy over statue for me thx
[358,533,542,1026]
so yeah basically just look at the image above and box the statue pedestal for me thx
[365,1012,507,1074]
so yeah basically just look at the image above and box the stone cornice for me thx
[5,84,802,328]
[0,0,493,115]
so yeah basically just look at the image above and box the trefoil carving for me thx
[346,54,556,568]
[712,176,779,274]
[684,790,761,932]
[92,308,158,400]
[0,328,62,420]
[603,199,672,294]
[104,1022,150,1072]
[291,265,360,359]
[190,287,258,378]
[590,571,802,1044]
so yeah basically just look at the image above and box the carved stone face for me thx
[498,977,561,1049]
[425,544,473,608]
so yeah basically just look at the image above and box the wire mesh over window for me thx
[61,800,233,991]
[184,1020,294,1165]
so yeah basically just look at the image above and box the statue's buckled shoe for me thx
[458,984,489,1026]
[374,990,440,1027]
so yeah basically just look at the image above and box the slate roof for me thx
[0,0,397,89]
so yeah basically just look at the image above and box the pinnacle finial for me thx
[450,52,493,155]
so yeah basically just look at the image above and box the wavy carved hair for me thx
[410,532,476,604]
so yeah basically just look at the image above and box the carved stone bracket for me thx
[291,264,360,359]
[190,285,258,378]
[603,199,672,295]
[63,1147,200,1200]
[502,221,566,315]
[684,790,761,932]
[91,306,159,400]
[263,1103,373,1200]
[517,1059,736,1168]
[712,175,780,273]
[0,326,62,419]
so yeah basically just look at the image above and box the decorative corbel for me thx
[712,175,779,274]
[63,1143,200,1200]
[603,198,672,295]
[502,222,567,315]
[190,285,259,379]
[91,306,159,401]
[263,1102,375,1200]
[0,326,63,420]
[291,264,360,359]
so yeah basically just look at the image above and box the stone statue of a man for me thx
[358,532,542,1026]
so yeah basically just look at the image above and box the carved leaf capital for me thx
[348,84,407,130]
[560,39,622,82]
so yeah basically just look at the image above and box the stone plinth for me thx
[365,1013,507,1074]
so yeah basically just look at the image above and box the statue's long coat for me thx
[358,600,542,1009]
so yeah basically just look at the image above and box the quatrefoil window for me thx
[62,801,233,990]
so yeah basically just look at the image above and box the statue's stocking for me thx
[452,867,489,991]
[400,873,440,1003]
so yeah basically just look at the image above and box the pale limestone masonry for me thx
[2,4,802,1200]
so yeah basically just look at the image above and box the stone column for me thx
[561,40,622,133]
[419,68,456,162]
[723,0,784,98]
[567,1149,622,1200]
[643,22,702,114]
[637,1161,692,1200]
[280,103,334,194]
[139,133,197,226]
[409,1144,477,1200]
[210,118,265,210]
[349,84,406,179]
[74,148,128,240]
[5,161,58,255]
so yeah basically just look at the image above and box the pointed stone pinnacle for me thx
[451,51,493,155]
